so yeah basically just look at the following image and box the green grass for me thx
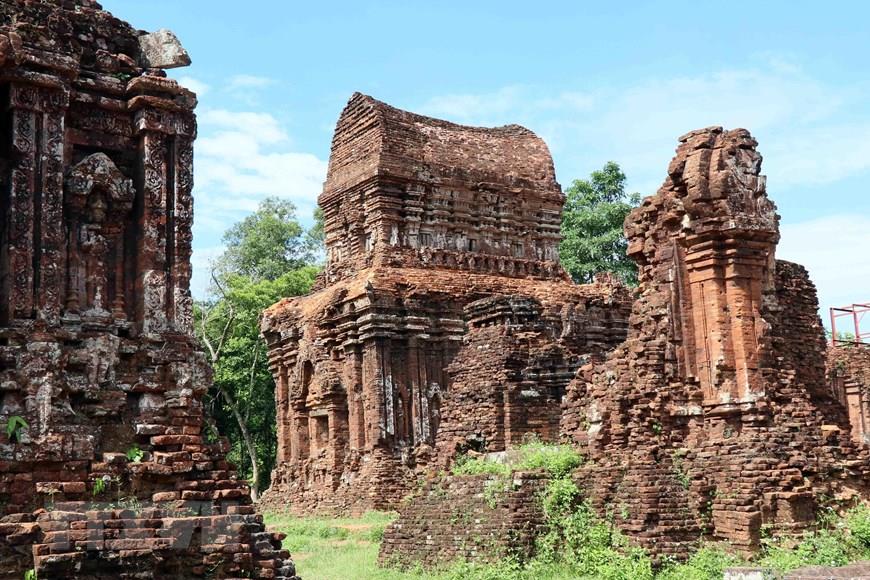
[265,511,414,580]
[265,511,584,579]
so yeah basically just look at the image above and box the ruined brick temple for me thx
[260,93,632,513]
[376,126,870,566]
[262,90,870,564]
[0,1,296,578]
[552,127,870,557]
[2,0,867,574]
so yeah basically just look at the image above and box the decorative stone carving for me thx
[0,1,297,578]
[65,153,135,317]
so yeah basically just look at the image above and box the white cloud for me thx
[191,108,328,297]
[194,108,327,222]
[418,58,870,317]
[224,75,277,105]
[422,86,595,125]
[198,109,288,145]
[423,86,526,121]
[418,58,870,196]
[177,76,210,96]
[779,215,870,317]
[763,122,870,188]
[228,75,275,90]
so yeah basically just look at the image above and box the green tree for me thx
[196,198,322,498]
[218,197,313,282]
[308,207,325,248]
[197,269,318,498]
[559,161,641,285]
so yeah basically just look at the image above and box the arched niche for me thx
[64,153,135,319]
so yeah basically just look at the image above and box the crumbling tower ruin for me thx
[0,1,296,578]
[261,93,632,513]
[378,127,870,569]
[562,127,869,557]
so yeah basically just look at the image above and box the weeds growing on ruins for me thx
[265,456,870,579]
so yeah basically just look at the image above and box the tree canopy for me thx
[217,197,317,282]
[559,161,641,285]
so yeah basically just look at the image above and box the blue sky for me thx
[104,0,870,322]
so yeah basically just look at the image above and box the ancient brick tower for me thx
[0,1,296,578]
[261,93,631,513]
[562,127,869,558]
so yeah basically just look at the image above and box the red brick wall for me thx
[560,128,869,558]
[378,471,549,568]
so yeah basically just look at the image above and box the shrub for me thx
[846,503,870,550]
[540,477,580,520]
[534,474,655,580]
[658,546,742,580]
[515,439,583,478]
[759,528,847,572]
[126,445,145,463]
[451,455,510,477]
[5,415,27,443]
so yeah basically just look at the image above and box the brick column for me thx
[131,103,196,334]
[3,83,69,324]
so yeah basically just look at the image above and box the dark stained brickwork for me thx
[828,344,870,445]
[0,1,296,578]
[378,471,549,569]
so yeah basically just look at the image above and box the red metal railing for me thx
[830,303,870,345]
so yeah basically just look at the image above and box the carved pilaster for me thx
[137,129,169,333]
[173,137,194,333]
[38,88,69,325]
[132,106,196,334]
[6,89,36,319]
[3,83,70,324]
[8,109,36,319]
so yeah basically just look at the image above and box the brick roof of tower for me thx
[321,92,561,203]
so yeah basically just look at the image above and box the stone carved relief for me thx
[64,153,135,318]
[0,2,297,578]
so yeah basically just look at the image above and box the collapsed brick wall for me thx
[260,94,631,515]
[378,472,549,568]
[561,127,869,559]
[828,344,870,445]
[0,2,296,578]
[436,290,628,462]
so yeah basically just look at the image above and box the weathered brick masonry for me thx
[380,128,870,568]
[260,94,631,514]
[562,127,870,558]
[378,472,549,569]
[828,344,870,445]
[254,81,870,569]
[0,1,295,578]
